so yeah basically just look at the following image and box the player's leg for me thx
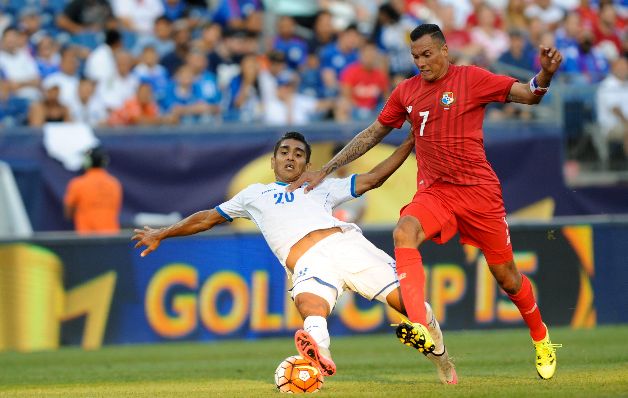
[488,260,561,380]
[393,194,457,353]
[393,214,428,324]
[385,289,457,384]
[292,290,337,376]
[457,184,560,379]
[290,243,344,377]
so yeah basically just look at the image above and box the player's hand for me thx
[538,45,563,75]
[287,169,327,193]
[132,226,163,257]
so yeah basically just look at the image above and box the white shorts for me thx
[290,230,399,312]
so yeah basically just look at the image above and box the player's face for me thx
[410,35,449,82]
[271,139,310,183]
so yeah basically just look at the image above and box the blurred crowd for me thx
[0,0,626,129]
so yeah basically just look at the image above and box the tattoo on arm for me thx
[323,122,392,175]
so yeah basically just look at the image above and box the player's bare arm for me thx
[354,130,414,196]
[132,209,227,257]
[287,121,394,193]
[507,46,563,105]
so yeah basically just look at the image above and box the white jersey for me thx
[215,176,362,267]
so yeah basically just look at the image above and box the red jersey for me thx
[378,64,516,188]
[340,63,389,110]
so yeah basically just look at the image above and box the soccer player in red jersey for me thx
[288,24,563,380]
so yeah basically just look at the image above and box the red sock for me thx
[394,248,426,325]
[507,274,546,341]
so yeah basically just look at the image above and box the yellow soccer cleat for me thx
[392,315,436,355]
[533,325,562,380]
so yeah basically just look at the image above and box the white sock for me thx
[425,302,445,354]
[303,316,331,352]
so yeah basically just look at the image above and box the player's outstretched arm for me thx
[507,45,563,105]
[287,120,394,193]
[353,130,414,196]
[132,209,227,257]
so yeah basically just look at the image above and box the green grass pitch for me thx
[1,325,627,397]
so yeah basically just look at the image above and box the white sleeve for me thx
[322,175,360,208]
[215,188,251,222]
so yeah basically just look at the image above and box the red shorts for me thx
[400,181,513,264]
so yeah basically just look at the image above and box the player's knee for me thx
[491,263,521,294]
[393,218,424,247]
[294,293,330,318]
[385,288,406,315]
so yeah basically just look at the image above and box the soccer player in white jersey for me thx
[132,131,457,384]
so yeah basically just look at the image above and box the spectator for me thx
[308,10,337,54]
[0,69,29,126]
[133,46,169,103]
[108,82,167,126]
[0,27,41,101]
[162,0,190,22]
[212,0,264,33]
[438,5,481,64]
[186,49,221,111]
[132,16,175,58]
[319,24,362,98]
[43,46,80,108]
[504,0,529,31]
[595,56,628,168]
[371,4,415,78]
[273,15,308,69]
[563,29,610,82]
[575,0,600,31]
[67,78,108,126]
[210,28,251,88]
[300,53,326,98]
[161,65,217,125]
[56,0,115,35]
[466,0,504,29]
[85,29,123,84]
[18,7,46,52]
[556,11,582,51]
[160,21,191,77]
[35,35,61,79]
[593,3,623,54]
[322,0,359,32]
[264,69,333,125]
[259,50,288,103]
[524,0,565,30]
[111,0,164,35]
[339,42,390,121]
[498,29,536,74]
[470,5,510,64]
[242,29,262,56]
[193,22,222,57]
[28,80,71,126]
[526,16,546,48]
[223,54,263,122]
[94,51,139,111]
[64,147,123,235]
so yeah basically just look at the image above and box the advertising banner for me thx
[0,223,609,352]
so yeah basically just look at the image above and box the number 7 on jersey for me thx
[418,111,429,136]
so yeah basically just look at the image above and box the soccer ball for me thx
[274,355,324,393]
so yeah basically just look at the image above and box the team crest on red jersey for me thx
[440,92,455,107]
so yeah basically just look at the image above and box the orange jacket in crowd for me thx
[64,168,123,234]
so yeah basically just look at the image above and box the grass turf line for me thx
[1,325,627,397]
